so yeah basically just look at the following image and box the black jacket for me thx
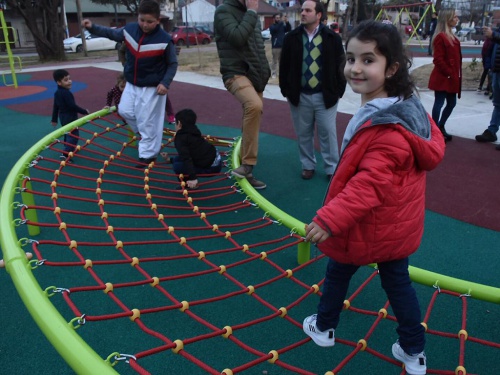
[214,0,270,92]
[51,86,88,125]
[279,24,346,109]
[174,125,216,179]
[270,21,288,49]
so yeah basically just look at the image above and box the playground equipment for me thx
[0,6,20,88]
[375,1,435,48]
[1,109,499,374]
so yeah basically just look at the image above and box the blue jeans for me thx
[316,257,426,354]
[431,91,457,128]
[62,127,79,155]
[488,72,500,135]
[171,154,222,176]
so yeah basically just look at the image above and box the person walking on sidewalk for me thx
[427,12,437,56]
[279,0,346,180]
[428,9,461,143]
[269,13,291,78]
[475,24,500,150]
[302,20,445,375]
[214,0,271,189]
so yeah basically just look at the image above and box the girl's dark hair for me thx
[175,108,197,128]
[345,20,416,99]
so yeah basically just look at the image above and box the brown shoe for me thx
[301,169,315,180]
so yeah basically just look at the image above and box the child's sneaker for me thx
[302,314,335,347]
[392,341,426,375]
[246,175,266,190]
[168,115,175,123]
[60,154,73,163]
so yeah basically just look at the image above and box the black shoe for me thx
[439,127,452,142]
[496,143,500,150]
[475,130,498,143]
[135,157,157,168]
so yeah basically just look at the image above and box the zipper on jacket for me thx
[134,33,146,86]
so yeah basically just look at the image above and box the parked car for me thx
[195,25,214,38]
[63,30,121,53]
[456,27,475,37]
[170,26,211,46]
[261,28,270,40]
[329,22,340,33]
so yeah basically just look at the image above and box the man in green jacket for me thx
[214,0,271,189]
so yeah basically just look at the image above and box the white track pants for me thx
[118,84,167,159]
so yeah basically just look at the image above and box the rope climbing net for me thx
[1,110,499,375]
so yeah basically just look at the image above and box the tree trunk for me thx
[6,0,66,61]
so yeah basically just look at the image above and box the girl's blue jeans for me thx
[431,91,457,127]
[316,257,426,354]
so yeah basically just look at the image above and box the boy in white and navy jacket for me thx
[82,0,178,167]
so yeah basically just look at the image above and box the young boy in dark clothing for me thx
[51,69,89,161]
[161,109,222,189]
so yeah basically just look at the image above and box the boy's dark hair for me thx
[53,69,69,83]
[346,20,416,99]
[175,108,197,128]
[138,0,160,19]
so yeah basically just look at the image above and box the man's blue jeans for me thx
[316,257,426,354]
[488,72,500,135]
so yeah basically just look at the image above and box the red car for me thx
[170,26,211,46]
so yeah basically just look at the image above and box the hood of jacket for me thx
[357,95,443,172]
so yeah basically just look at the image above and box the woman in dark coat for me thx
[428,9,462,142]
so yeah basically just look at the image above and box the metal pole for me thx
[113,0,118,26]
[75,0,88,56]
[185,4,190,48]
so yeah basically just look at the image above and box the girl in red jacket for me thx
[302,20,445,375]
[428,9,462,142]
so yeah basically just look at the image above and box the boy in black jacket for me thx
[51,69,89,161]
[161,109,222,189]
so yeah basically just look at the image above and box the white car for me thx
[63,30,121,53]
[261,29,271,40]
[456,27,475,37]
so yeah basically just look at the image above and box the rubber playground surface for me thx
[0,65,499,374]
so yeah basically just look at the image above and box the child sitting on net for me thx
[105,73,126,109]
[161,108,222,189]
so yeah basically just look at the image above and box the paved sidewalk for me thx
[19,56,496,143]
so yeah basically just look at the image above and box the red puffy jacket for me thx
[428,33,462,98]
[314,97,445,265]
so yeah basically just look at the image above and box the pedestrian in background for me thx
[475,24,500,149]
[269,13,291,78]
[428,9,461,142]
[279,0,346,180]
[427,12,437,56]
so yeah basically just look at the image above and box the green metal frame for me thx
[230,140,500,304]
[0,113,499,374]
[0,109,119,375]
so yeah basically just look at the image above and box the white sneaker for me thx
[392,341,427,375]
[302,314,335,347]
